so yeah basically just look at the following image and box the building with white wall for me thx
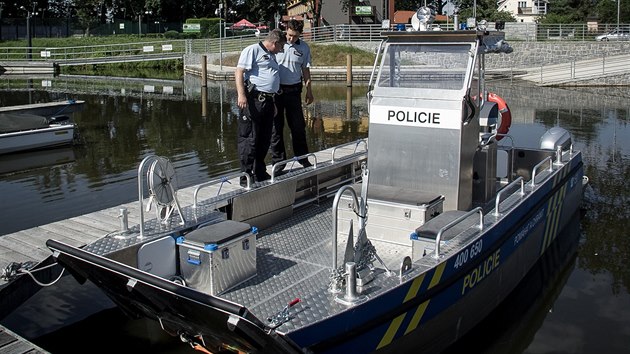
[497,0,548,23]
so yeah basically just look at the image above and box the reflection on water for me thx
[0,76,629,353]
[0,77,369,236]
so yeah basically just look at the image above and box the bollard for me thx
[119,208,129,232]
[345,262,359,301]
[334,262,367,306]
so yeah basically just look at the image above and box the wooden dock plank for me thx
[0,236,50,261]
[0,144,367,281]
[0,326,49,354]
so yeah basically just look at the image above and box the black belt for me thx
[251,90,275,101]
[279,83,302,94]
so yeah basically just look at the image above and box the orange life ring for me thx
[487,92,511,141]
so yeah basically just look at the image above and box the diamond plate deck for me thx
[220,198,417,333]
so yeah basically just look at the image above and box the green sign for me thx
[183,23,201,33]
[355,6,372,15]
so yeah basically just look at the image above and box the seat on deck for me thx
[366,184,443,207]
[412,210,471,241]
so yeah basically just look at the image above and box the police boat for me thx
[46,10,586,354]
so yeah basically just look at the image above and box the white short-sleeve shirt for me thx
[276,39,312,85]
[237,42,281,93]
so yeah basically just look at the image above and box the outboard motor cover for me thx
[540,127,571,151]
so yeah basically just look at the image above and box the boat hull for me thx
[292,159,584,353]
[0,124,76,154]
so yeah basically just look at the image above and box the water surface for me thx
[0,76,628,353]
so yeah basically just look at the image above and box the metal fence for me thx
[516,54,630,85]
[1,22,629,64]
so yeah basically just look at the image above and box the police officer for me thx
[235,29,286,187]
[271,19,314,170]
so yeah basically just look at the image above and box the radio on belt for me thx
[177,220,257,295]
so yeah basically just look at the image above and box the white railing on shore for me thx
[0,22,627,63]
[517,53,630,85]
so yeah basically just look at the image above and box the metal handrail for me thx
[331,185,362,271]
[270,153,317,182]
[530,156,553,187]
[331,139,368,163]
[367,40,385,92]
[433,207,484,259]
[193,171,252,208]
[493,177,525,217]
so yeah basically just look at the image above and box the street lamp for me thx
[20,4,38,60]
[145,10,152,34]
[617,0,620,30]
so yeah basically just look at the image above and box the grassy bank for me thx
[219,43,376,67]
[1,36,376,78]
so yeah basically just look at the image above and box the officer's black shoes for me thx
[299,159,313,168]
[256,172,271,182]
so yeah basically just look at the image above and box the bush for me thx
[164,30,180,39]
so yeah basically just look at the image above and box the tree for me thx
[536,0,592,23]
[73,0,103,34]
[395,0,449,15]
[595,0,630,23]
[455,0,516,21]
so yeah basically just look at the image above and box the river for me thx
[0,74,628,353]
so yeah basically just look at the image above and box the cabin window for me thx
[376,43,471,90]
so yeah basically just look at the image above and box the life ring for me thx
[487,92,511,141]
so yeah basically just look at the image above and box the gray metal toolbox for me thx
[177,220,257,295]
[338,184,444,246]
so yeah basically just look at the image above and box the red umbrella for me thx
[230,19,256,29]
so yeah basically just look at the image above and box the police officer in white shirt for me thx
[235,29,286,187]
[271,20,314,170]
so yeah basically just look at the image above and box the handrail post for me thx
[331,185,361,271]
[493,176,524,217]
[530,156,553,188]
[193,171,252,208]
[434,207,483,259]
[137,155,156,238]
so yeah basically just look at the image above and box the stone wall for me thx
[486,42,630,69]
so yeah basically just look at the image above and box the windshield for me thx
[376,43,472,90]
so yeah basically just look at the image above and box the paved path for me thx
[514,54,630,85]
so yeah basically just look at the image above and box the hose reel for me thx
[146,156,184,224]
[137,156,186,237]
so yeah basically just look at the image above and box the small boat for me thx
[0,99,84,155]
[45,11,586,354]
[0,113,78,154]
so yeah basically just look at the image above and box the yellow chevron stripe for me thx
[541,180,569,254]
[428,263,446,289]
[404,300,430,335]
[376,313,406,349]
[550,184,568,243]
[403,274,426,303]
[541,194,557,254]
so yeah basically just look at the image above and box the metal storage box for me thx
[177,220,256,295]
[338,185,444,246]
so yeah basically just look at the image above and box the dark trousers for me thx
[271,86,309,165]
[238,92,275,180]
